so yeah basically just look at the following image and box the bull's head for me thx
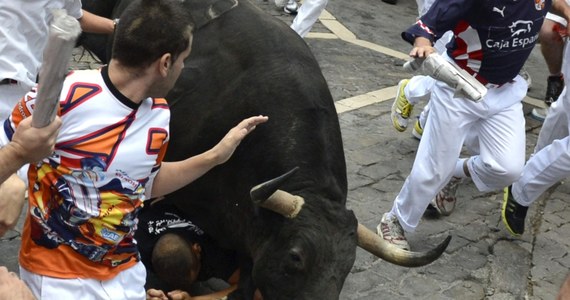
[249,168,450,299]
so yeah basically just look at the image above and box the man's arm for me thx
[150,115,268,198]
[0,116,61,237]
[0,267,35,300]
[78,10,115,35]
[401,0,475,46]
[0,116,61,184]
[146,270,240,300]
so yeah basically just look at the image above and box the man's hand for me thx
[149,115,268,198]
[0,267,35,300]
[147,288,193,300]
[10,116,61,164]
[166,290,192,300]
[410,36,435,58]
[147,288,169,300]
[211,115,268,165]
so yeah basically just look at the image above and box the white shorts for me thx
[0,83,29,120]
[19,261,147,300]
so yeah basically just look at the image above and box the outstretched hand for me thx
[149,115,268,199]
[211,115,268,165]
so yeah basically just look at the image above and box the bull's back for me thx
[163,0,346,250]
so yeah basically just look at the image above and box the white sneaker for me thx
[391,79,413,132]
[531,107,547,122]
[284,0,299,14]
[427,176,462,216]
[377,213,410,250]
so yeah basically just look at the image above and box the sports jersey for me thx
[0,67,170,281]
[135,202,238,282]
[402,0,551,85]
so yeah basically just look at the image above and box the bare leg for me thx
[540,19,564,76]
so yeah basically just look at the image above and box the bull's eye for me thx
[290,252,302,262]
[286,247,305,272]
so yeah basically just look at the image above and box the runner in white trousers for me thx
[503,39,570,236]
[290,0,328,38]
[392,0,451,139]
[378,0,570,251]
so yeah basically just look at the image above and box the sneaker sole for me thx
[530,108,546,122]
[284,6,298,14]
[501,187,522,236]
[391,80,409,132]
[412,127,422,140]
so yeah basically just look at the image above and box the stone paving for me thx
[1,0,569,299]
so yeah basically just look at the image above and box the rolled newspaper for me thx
[403,53,487,102]
[32,9,82,128]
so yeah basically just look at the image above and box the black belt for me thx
[0,78,18,85]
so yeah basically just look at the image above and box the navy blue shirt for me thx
[402,0,551,85]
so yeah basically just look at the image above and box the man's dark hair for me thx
[152,233,200,289]
[112,0,195,69]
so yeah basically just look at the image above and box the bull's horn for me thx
[257,190,305,218]
[250,167,299,204]
[357,223,451,267]
[250,167,304,218]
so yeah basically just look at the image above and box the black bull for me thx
[80,0,451,299]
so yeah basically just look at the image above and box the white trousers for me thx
[19,262,147,300]
[512,86,570,206]
[511,40,570,206]
[290,0,328,38]
[405,75,433,129]
[0,83,29,120]
[391,77,528,232]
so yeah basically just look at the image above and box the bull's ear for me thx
[250,167,299,204]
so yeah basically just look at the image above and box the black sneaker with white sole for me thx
[502,185,528,236]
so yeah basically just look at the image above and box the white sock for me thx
[453,158,467,178]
